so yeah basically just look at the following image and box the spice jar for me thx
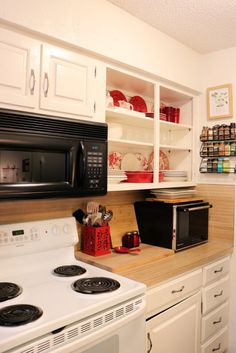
[207,127,213,141]
[223,158,230,173]
[218,125,225,140]
[230,123,236,140]
[200,126,208,141]
[213,125,219,140]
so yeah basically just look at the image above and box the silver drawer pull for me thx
[172,285,184,294]
[214,267,223,273]
[212,343,221,351]
[213,317,222,325]
[214,290,223,298]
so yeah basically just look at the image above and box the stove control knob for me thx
[63,224,71,234]
[52,225,59,236]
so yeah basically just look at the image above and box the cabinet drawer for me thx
[201,301,229,343]
[202,275,230,315]
[201,327,228,353]
[146,269,202,317]
[203,257,230,286]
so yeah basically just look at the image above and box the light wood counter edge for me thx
[76,241,234,289]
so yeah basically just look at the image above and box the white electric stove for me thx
[0,217,146,353]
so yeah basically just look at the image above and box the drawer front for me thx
[146,269,202,317]
[202,275,230,315]
[201,327,228,353]
[203,257,230,286]
[201,301,229,343]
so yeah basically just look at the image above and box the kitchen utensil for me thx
[102,210,113,225]
[113,246,141,254]
[72,209,85,224]
[87,201,99,215]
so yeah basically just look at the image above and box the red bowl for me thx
[125,171,153,183]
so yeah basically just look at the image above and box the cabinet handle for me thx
[214,290,223,298]
[147,333,152,353]
[172,285,184,294]
[43,72,49,97]
[212,343,221,351]
[29,69,36,95]
[214,267,223,273]
[213,317,222,325]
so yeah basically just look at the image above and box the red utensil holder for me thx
[83,226,111,256]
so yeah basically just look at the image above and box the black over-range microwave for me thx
[0,109,107,199]
[134,200,212,251]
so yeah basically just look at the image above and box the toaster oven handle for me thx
[179,204,212,212]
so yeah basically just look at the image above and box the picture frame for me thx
[207,83,233,119]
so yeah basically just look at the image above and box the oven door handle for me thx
[178,204,212,212]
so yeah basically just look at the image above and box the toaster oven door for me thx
[174,202,212,251]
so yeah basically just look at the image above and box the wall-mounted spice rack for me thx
[200,124,236,174]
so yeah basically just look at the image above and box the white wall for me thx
[200,48,236,353]
[0,0,201,92]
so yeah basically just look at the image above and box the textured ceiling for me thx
[107,0,236,54]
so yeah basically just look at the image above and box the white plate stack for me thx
[150,188,197,199]
[161,170,188,182]
[108,169,127,184]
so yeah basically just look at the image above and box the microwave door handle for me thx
[79,141,86,180]
[179,205,212,212]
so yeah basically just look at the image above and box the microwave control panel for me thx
[82,141,107,191]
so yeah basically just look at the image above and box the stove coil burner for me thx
[0,304,43,327]
[72,277,120,294]
[0,282,22,302]
[53,265,86,277]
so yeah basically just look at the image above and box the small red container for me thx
[83,226,111,256]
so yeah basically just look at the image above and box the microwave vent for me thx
[0,109,107,140]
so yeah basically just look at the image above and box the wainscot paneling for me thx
[0,191,146,248]
[196,184,234,245]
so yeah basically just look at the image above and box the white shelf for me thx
[109,138,154,147]
[160,120,192,131]
[156,181,197,188]
[108,182,155,192]
[106,107,154,126]
[160,144,192,151]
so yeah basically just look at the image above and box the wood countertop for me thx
[76,241,234,289]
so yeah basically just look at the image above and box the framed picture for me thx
[207,83,233,119]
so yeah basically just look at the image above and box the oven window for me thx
[0,150,68,183]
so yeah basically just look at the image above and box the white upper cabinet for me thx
[40,44,98,119]
[0,28,40,110]
[0,27,105,122]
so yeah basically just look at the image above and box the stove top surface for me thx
[0,217,146,352]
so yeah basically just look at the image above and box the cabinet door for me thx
[40,44,96,119]
[146,291,201,353]
[0,28,40,109]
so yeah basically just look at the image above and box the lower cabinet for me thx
[145,256,231,353]
[201,256,230,353]
[146,291,201,353]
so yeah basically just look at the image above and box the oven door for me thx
[52,305,146,353]
[174,202,212,251]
